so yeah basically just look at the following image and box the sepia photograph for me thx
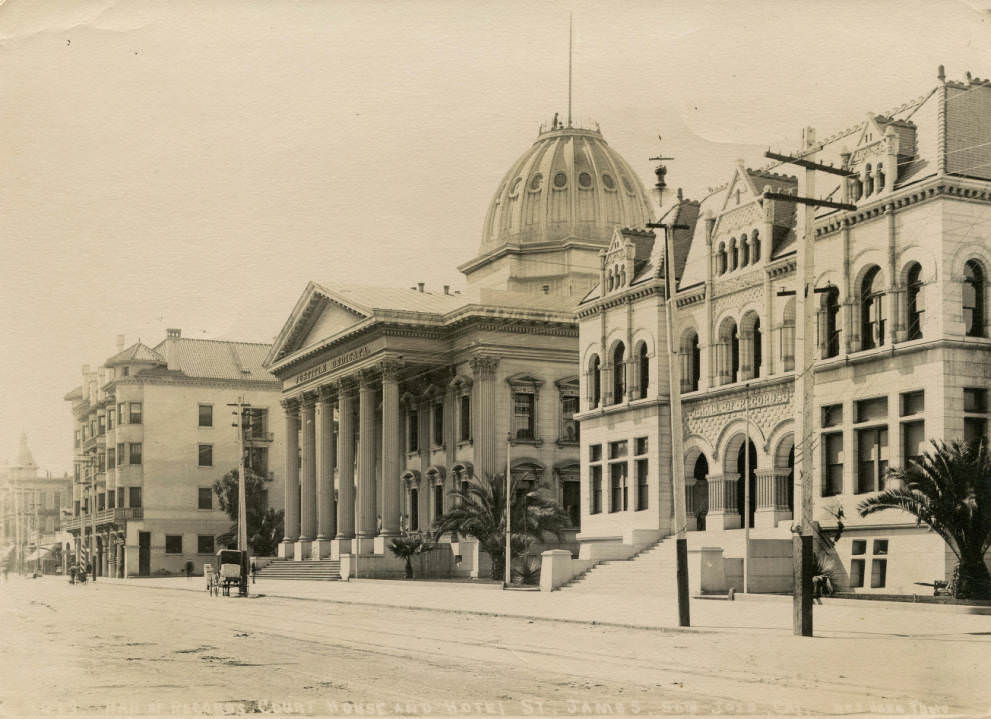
[2,1,991,717]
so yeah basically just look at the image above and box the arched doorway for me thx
[692,455,709,530]
[736,440,757,528]
[787,447,795,513]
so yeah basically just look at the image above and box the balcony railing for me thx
[246,431,274,443]
[62,507,143,532]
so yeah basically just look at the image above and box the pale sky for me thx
[1,0,989,475]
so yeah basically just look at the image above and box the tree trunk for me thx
[404,557,413,580]
[955,555,991,600]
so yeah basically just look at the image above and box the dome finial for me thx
[568,14,573,128]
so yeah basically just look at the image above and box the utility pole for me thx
[228,396,251,597]
[646,149,691,627]
[14,487,21,576]
[504,435,512,589]
[765,132,856,636]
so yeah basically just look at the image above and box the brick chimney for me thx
[116,334,125,351]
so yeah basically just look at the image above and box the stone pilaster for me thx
[332,379,356,559]
[705,472,741,529]
[279,398,300,558]
[355,370,377,555]
[312,386,336,558]
[754,469,793,529]
[470,355,499,478]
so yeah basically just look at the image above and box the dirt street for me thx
[1,577,988,718]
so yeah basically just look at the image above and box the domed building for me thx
[262,121,652,580]
[462,124,652,297]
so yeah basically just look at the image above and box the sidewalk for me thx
[100,575,991,639]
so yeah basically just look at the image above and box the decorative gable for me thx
[300,301,366,349]
[720,164,761,212]
[265,282,373,365]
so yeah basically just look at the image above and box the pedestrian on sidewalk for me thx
[250,559,257,584]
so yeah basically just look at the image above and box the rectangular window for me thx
[198,488,212,510]
[636,458,648,510]
[855,396,888,423]
[434,484,443,518]
[965,417,988,445]
[165,535,182,554]
[129,443,142,465]
[74,500,80,517]
[608,440,628,459]
[964,388,988,412]
[107,448,115,470]
[197,535,215,554]
[590,465,602,514]
[117,442,125,464]
[129,487,142,508]
[433,403,444,447]
[198,404,213,427]
[107,490,115,509]
[513,393,535,440]
[117,487,124,507]
[856,427,888,494]
[198,444,213,467]
[129,402,142,424]
[609,461,628,512]
[561,395,579,443]
[634,437,648,455]
[822,433,844,496]
[873,539,888,555]
[851,539,866,555]
[98,415,105,435]
[902,420,925,467]
[117,403,125,425]
[900,390,925,416]
[589,444,602,462]
[459,395,471,441]
[97,493,105,511]
[247,446,269,475]
[248,408,268,438]
[407,411,419,452]
[850,559,866,588]
[821,404,843,428]
[870,559,887,588]
[107,411,113,431]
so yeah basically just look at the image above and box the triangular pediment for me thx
[606,227,626,253]
[854,114,886,151]
[265,282,373,366]
[720,165,761,212]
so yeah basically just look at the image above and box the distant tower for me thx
[16,432,36,469]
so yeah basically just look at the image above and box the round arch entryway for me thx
[692,454,709,530]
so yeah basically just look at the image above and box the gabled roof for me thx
[104,342,165,367]
[63,386,83,402]
[149,337,274,382]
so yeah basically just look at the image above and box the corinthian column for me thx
[355,370,377,555]
[313,386,336,558]
[332,379,356,558]
[296,394,317,560]
[279,398,300,559]
[470,355,499,478]
[380,360,402,540]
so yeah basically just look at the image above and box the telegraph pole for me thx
[504,434,512,589]
[228,397,251,597]
[647,149,691,627]
[765,131,856,636]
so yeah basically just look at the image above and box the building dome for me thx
[480,124,653,253]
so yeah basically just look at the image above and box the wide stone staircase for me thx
[557,538,678,596]
[255,558,342,581]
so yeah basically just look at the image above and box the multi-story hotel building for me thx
[263,121,652,576]
[1,434,72,573]
[64,330,285,578]
[575,70,991,594]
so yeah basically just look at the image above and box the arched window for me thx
[877,162,885,192]
[751,318,762,378]
[906,263,924,341]
[861,266,885,349]
[680,331,700,392]
[864,164,874,197]
[620,267,627,287]
[740,234,750,267]
[964,260,985,337]
[729,238,738,271]
[612,342,626,405]
[589,355,601,409]
[751,230,760,263]
[820,286,841,358]
[607,272,613,292]
[730,324,740,383]
[637,342,649,399]
[717,243,727,275]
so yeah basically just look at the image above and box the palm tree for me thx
[857,440,991,599]
[388,534,429,579]
[433,473,571,581]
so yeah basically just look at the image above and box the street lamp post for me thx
[228,397,251,597]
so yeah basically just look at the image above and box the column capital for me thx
[334,376,358,396]
[470,354,499,378]
[357,367,377,389]
[280,397,300,414]
[379,359,403,382]
[317,384,335,402]
[300,392,318,410]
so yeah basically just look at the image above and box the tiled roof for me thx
[104,342,165,367]
[149,338,275,382]
[315,283,467,315]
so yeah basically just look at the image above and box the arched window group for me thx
[716,319,740,385]
[607,265,627,293]
[612,342,626,404]
[861,265,885,350]
[848,161,885,202]
[716,230,760,276]
[820,286,841,358]
[637,342,649,399]
[906,263,924,341]
[680,330,701,393]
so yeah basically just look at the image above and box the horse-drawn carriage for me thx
[210,549,245,596]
